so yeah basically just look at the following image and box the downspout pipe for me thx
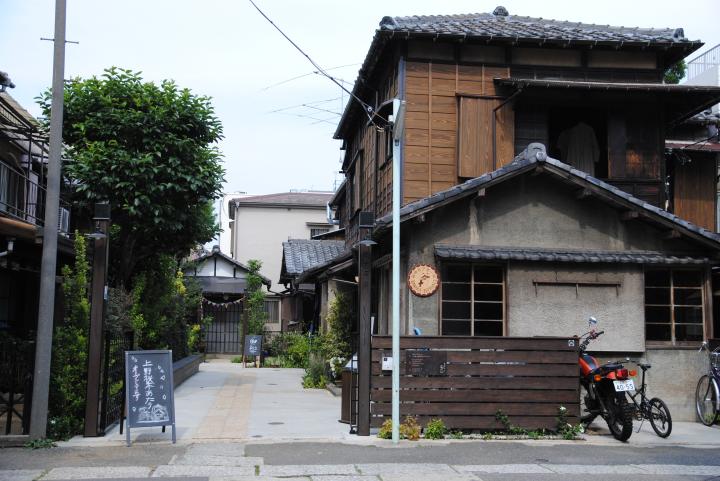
[492,86,524,169]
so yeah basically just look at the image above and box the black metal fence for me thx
[99,331,133,434]
[0,338,35,435]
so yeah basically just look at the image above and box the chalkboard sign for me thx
[124,350,176,445]
[244,335,263,357]
[406,350,447,376]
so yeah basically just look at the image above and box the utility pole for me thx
[391,97,406,444]
[30,0,67,439]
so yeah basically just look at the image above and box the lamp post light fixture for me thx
[84,202,111,436]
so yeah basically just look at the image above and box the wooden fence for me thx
[370,336,579,430]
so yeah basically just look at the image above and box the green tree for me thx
[245,259,266,336]
[38,67,224,286]
[664,60,687,84]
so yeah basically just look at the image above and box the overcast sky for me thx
[4,0,720,199]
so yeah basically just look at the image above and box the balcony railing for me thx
[0,158,70,234]
[687,44,720,82]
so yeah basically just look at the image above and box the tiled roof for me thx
[382,11,691,45]
[375,143,720,250]
[281,239,348,277]
[435,245,710,265]
[232,192,334,207]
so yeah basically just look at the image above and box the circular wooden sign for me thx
[408,264,440,297]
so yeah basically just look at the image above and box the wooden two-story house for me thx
[302,8,720,421]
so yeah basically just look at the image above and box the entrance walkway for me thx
[64,359,349,446]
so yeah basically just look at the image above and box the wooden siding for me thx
[370,336,580,430]
[674,155,717,231]
[403,62,513,204]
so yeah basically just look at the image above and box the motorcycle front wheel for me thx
[605,394,633,442]
[648,397,672,438]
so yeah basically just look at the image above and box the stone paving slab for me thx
[208,477,307,481]
[41,467,152,479]
[310,476,379,481]
[378,474,480,481]
[541,464,646,474]
[261,465,359,476]
[0,470,45,481]
[152,465,255,477]
[633,464,720,475]
[356,464,458,476]
[186,443,246,457]
[173,455,264,467]
[454,464,553,474]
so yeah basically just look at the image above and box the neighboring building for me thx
[301,8,720,421]
[279,239,349,332]
[228,191,337,333]
[0,86,73,435]
[183,246,271,354]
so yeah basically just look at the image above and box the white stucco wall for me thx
[231,205,334,292]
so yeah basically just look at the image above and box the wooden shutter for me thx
[458,97,515,178]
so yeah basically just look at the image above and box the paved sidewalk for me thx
[64,359,348,447]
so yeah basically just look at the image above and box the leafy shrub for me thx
[556,405,584,440]
[400,416,421,441]
[424,418,447,440]
[48,233,90,440]
[269,332,311,368]
[231,356,243,363]
[378,419,393,439]
[302,354,328,388]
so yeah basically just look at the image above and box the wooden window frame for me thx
[644,267,707,347]
[439,262,506,337]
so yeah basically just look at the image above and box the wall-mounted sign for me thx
[124,350,176,446]
[407,264,440,297]
[406,350,447,376]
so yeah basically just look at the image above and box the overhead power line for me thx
[248,0,375,125]
[260,63,360,92]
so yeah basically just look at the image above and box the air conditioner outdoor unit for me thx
[58,207,70,235]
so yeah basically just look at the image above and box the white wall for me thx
[231,205,333,292]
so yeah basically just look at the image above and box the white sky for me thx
[3,0,720,198]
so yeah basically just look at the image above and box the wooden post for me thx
[357,239,375,436]
[84,203,111,437]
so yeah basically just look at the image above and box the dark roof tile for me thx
[282,239,348,277]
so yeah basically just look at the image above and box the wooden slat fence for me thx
[370,336,579,431]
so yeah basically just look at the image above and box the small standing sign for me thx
[124,350,176,446]
[244,335,263,367]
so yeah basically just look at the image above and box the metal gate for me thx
[0,338,35,435]
[205,301,244,354]
[98,331,133,434]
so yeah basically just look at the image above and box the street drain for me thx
[267,383,277,385]
[535,459,549,463]
[268,422,284,425]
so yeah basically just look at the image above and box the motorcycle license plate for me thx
[613,380,635,392]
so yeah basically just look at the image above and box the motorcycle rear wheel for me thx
[648,397,672,438]
[605,395,633,442]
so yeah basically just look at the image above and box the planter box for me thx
[173,353,203,388]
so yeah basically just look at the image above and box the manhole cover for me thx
[535,459,549,463]
[268,422,284,425]
[252,435,263,438]
[267,383,277,386]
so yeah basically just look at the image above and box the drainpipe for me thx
[492,86,524,169]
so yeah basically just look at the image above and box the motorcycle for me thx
[577,318,635,442]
